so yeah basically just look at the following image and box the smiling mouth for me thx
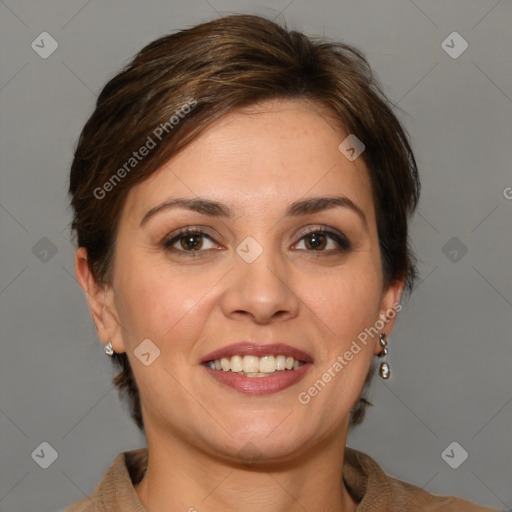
[203,354,306,377]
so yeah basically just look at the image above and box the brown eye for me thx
[304,231,328,250]
[178,233,204,251]
[163,229,218,255]
[295,229,351,253]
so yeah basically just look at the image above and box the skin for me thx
[76,98,403,512]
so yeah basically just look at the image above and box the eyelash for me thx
[162,226,351,258]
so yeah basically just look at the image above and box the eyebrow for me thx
[140,195,369,230]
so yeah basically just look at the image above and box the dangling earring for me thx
[104,340,114,356]
[378,333,390,379]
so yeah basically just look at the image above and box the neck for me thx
[135,426,358,512]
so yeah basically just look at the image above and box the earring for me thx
[378,333,390,379]
[104,340,114,356]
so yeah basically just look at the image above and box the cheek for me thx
[309,261,383,339]
[312,264,382,400]
[113,253,220,348]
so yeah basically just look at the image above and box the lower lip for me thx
[203,364,311,395]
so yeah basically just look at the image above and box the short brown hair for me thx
[69,14,420,431]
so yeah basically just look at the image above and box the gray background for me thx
[0,1,511,511]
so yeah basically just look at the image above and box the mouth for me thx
[200,342,313,394]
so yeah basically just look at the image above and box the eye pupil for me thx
[305,232,326,250]
[182,235,202,250]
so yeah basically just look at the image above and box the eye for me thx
[293,228,351,253]
[163,228,219,256]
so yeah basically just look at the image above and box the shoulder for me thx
[343,447,500,512]
[60,448,148,511]
[61,496,104,512]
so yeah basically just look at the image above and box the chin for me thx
[220,436,308,467]
[207,420,315,466]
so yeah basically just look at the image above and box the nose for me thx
[219,243,300,325]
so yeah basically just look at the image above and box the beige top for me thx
[62,446,499,511]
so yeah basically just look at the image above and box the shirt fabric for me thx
[62,446,500,511]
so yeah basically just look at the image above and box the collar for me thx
[64,446,497,511]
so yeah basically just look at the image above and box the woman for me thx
[64,14,499,512]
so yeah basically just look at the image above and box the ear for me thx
[373,277,404,355]
[74,247,126,354]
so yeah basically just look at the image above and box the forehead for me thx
[122,99,375,225]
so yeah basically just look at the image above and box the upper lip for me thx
[200,342,313,364]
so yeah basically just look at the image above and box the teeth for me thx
[275,355,286,371]
[206,354,305,374]
[220,357,230,371]
[243,355,260,373]
[231,355,243,372]
[259,355,275,373]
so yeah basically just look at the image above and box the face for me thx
[80,99,402,463]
